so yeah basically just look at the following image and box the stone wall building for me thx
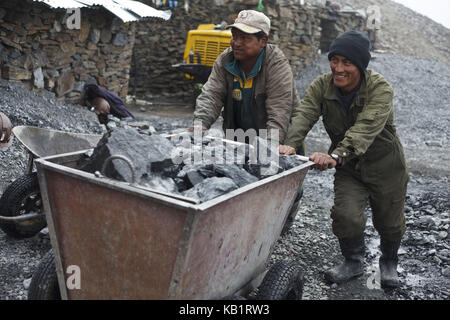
[0,0,368,104]
[0,0,138,103]
[131,0,367,101]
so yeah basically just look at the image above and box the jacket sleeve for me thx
[332,78,394,161]
[283,75,325,148]
[193,55,228,129]
[264,55,297,143]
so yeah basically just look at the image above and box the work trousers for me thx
[330,140,409,241]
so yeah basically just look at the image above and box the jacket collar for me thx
[225,47,266,80]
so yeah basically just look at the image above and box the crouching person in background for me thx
[82,84,136,125]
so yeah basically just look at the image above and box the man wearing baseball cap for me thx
[279,31,409,289]
[0,112,13,148]
[192,10,305,233]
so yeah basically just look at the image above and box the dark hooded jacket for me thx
[83,84,135,124]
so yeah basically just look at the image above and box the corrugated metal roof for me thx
[33,0,172,22]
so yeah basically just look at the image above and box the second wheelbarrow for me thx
[0,126,101,238]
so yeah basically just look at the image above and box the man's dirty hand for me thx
[187,124,207,133]
[278,145,296,155]
[309,152,337,171]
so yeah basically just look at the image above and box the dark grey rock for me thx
[100,28,112,43]
[73,81,85,92]
[79,128,175,184]
[443,267,450,278]
[244,163,262,178]
[214,164,258,187]
[174,177,189,192]
[160,164,182,179]
[186,170,204,186]
[140,172,179,194]
[182,177,238,202]
[113,33,128,46]
[415,216,436,228]
[176,164,213,188]
[197,166,216,178]
[88,28,101,44]
[128,121,150,130]
[279,155,304,170]
[33,67,44,89]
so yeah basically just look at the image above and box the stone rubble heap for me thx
[79,125,305,203]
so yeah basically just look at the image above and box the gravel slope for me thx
[321,0,450,66]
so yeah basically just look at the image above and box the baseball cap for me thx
[227,10,271,36]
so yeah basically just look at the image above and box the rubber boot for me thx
[379,238,401,288]
[324,234,365,284]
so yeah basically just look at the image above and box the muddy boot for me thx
[379,238,401,289]
[324,234,365,284]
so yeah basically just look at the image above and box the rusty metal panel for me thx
[171,168,308,299]
[43,169,188,299]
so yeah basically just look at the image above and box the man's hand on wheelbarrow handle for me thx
[278,145,296,155]
[309,152,339,171]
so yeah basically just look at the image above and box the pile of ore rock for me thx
[78,120,305,203]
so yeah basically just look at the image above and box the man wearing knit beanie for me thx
[328,30,372,75]
[279,30,409,289]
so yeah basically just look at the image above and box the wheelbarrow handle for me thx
[293,155,310,162]
[101,155,137,186]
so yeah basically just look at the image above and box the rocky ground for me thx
[0,52,449,300]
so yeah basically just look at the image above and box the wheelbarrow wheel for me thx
[0,172,46,238]
[256,261,304,300]
[28,249,61,300]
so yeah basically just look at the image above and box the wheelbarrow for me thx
[0,126,101,239]
[27,136,314,300]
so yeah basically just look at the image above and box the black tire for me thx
[28,249,61,300]
[0,172,46,238]
[256,261,304,300]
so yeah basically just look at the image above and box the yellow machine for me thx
[173,23,232,84]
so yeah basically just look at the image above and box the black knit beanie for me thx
[328,30,371,74]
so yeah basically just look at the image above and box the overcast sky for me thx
[393,0,450,29]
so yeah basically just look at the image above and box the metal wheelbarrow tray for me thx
[33,149,313,299]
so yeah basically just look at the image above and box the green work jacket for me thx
[284,70,406,166]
